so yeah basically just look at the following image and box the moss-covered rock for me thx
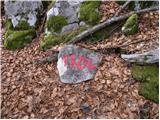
[79,1,101,25]
[40,27,86,50]
[131,64,159,103]
[46,16,68,33]
[15,20,33,30]
[5,19,13,30]
[4,29,36,50]
[122,14,138,35]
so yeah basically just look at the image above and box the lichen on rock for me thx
[79,1,101,25]
[4,29,36,50]
[131,64,159,103]
[122,14,138,35]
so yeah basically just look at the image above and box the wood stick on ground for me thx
[121,48,159,64]
[67,6,158,44]
[114,0,132,17]
[119,36,157,48]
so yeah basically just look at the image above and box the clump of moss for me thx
[5,19,13,30]
[15,20,32,30]
[47,16,68,33]
[4,29,36,50]
[131,64,159,103]
[122,14,138,35]
[40,27,86,50]
[79,1,101,25]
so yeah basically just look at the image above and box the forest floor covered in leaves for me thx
[1,1,159,119]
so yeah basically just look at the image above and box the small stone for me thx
[61,23,79,33]
[79,21,86,26]
[81,103,90,113]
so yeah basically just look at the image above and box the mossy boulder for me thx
[131,64,159,103]
[5,19,13,30]
[79,1,101,25]
[46,16,68,33]
[4,29,36,50]
[122,14,138,35]
[15,20,33,30]
[40,27,86,51]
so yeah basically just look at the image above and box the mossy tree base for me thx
[131,64,159,103]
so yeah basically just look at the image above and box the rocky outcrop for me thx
[5,1,42,28]
[4,1,43,50]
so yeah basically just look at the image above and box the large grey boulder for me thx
[57,45,102,84]
[46,0,85,34]
[4,1,43,27]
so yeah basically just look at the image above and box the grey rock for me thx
[81,103,90,112]
[47,0,84,24]
[57,45,102,84]
[61,23,79,33]
[79,21,86,26]
[4,1,42,27]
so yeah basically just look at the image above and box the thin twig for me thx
[114,0,132,17]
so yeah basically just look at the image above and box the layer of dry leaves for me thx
[1,1,159,119]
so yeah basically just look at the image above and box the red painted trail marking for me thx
[62,54,96,71]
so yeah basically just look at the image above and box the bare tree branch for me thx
[114,0,132,17]
[67,6,158,44]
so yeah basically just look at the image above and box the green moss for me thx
[15,20,32,30]
[40,27,86,50]
[131,64,159,103]
[5,19,13,30]
[122,14,138,35]
[4,29,36,50]
[47,16,68,33]
[79,1,101,25]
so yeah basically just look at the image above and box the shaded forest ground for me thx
[1,1,159,119]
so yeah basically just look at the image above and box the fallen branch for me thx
[121,48,159,64]
[33,52,58,64]
[67,6,158,44]
[119,36,157,48]
[114,0,132,17]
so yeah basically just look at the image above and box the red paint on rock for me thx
[62,54,96,71]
